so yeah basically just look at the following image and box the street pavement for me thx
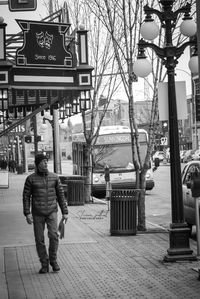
[1,166,200,298]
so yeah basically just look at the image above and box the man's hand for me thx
[26,214,33,225]
[62,214,68,223]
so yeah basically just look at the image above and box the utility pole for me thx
[197,1,200,76]
[195,1,200,150]
[33,115,38,155]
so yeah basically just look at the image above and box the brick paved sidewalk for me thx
[1,174,200,298]
[1,202,200,299]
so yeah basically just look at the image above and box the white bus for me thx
[72,125,154,197]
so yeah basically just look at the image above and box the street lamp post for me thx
[133,0,198,261]
[42,117,61,174]
[0,88,8,130]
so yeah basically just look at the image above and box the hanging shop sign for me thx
[16,20,73,68]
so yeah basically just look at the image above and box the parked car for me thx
[192,149,200,161]
[182,149,195,163]
[166,148,170,162]
[27,158,35,171]
[182,160,200,233]
[152,151,164,162]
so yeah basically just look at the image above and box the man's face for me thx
[38,159,48,172]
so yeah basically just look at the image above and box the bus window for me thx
[94,143,134,171]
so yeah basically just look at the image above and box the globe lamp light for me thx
[180,18,197,37]
[141,20,159,41]
[188,54,199,75]
[133,58,152,78]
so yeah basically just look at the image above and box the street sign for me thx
[158,81,187,121]
[16,20,72,68]
[8,0,37,11]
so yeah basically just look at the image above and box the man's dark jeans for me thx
[33,212,58,265]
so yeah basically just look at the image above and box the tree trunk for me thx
[137,171,147,231]
[84,145,92,203]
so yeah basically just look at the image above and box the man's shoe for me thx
[50,261,60,272]
[39,264,49,274]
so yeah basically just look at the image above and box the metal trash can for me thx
[59,175,85,206]
[110,189,140,236]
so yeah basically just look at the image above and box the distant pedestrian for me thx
[22,153,68,274]
[9,160,16,172]
[153,157,160,171]
[8,160,11,172]
[11,160,16,173]
[1,159,7,170]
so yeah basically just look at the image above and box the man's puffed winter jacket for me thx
[23,170,68,216]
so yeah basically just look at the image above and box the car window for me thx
[183,164,200,185]
[181,165,187,178]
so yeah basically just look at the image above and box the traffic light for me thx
[8,0,37,11]
[24,135,41,143]
[162,121,168,134]
[25,135,32,143]
[104,165,110,182]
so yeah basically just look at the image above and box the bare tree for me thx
[60,1,123,202]
[83,0,196,230]
[83,0,155,229]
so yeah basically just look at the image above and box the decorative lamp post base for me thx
[164,223,197,262]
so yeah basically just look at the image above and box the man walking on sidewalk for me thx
[22,153,68,274]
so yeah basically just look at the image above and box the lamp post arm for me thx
[43,117,54,128]
[173,2,192,20]
[143,5,176,27]
[138,39,165,61]
[143,5,163,21]
[144,2,191,29]
[175,39,197,61]
[138,37,197,66]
